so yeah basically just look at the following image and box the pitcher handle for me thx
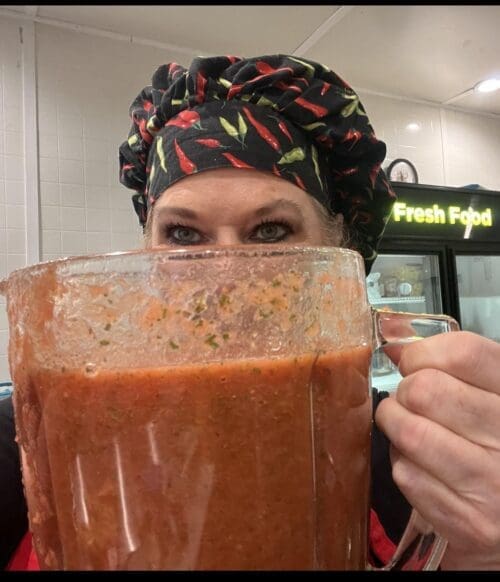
[370,308,460,571]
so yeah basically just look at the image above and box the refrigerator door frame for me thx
[376,239,453,319]
[445,242,500,331]
[377,238,500,330]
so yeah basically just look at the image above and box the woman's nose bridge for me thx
[215,226,244,246]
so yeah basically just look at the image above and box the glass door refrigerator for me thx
[369,182,500,392]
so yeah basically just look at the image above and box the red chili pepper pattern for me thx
[255,61,309,87]
[196,72,207,105]
[195,138,223,149]
[119,54,396,275]
[174,139,197,174]
[272,164,281,178]
[276,81,302,94]
[166,109,201,129]
[242,106,281,152]
[277,121,293,143]
[255,61,293,76]
[293,172,306,190]
[136,118,153,144]
[342,128,363,147]
[227,83,244,100]
[222,153,254,169]
[294,97,328,118]
[320,82,331,96]
[369,163,380,188]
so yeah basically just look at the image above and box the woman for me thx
[4,54,500,570]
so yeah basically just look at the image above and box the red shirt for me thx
[7,509,396,571]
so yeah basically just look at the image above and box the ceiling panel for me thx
[453,91,500,117]
[2,5,499,116]
[303,5,500,114]
[36,5,338,57]
[2,5,28,13]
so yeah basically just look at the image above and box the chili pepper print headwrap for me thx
[119,54,397,273]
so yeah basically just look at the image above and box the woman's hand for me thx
[375,331,500,570]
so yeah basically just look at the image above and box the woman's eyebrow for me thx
[155,199,305,222]
[252,199,304,219]
[155,206,198,220]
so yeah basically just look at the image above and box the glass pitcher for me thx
[0,245,458,570]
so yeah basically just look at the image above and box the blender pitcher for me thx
[0,245,458,570]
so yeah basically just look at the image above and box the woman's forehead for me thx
[154,168,316,212]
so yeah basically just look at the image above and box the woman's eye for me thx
[166,226,203,244]
[251,222,291,242]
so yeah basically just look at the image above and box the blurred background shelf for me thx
[371,296,426,305]
[0,382,13,401]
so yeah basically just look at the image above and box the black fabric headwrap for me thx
[119,54,397,273]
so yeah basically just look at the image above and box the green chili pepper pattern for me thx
[277,147,305,165]
[219,116,239,139]
[341,97,367,118]
[311,144,323,190]
[256,95,276,109]
[288,56,315,79]
[218,77,231,89]
[299,121,327,131]
[156,136,167,174]
[237,113,248,140]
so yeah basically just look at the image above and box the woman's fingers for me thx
[395,368,500,449]
[375,396,494,489]
[375,331,500,570]
[398,331,500,396]
[388,447,500,569]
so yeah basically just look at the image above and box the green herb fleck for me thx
[289,314,297,322]
[104,323,111,331]
[222,332,230,341]
[259,309,273,319]
[272,279,281,287]
[108,407,122,422]
[162,308,167,319]
[169,340,179,350]
[194,302,205,314]
[219,294,230,307]
[100,339,110,346]
[205,334,219,349]
[195,319,204,328]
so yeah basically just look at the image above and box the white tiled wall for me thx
[0,18,26,380]
[35,23,194,263]
[359,91,500,190]
[441,108,500,190]
[358,92,446,186]
[1,16,500,382]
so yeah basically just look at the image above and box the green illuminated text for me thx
[392,202,493,227]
